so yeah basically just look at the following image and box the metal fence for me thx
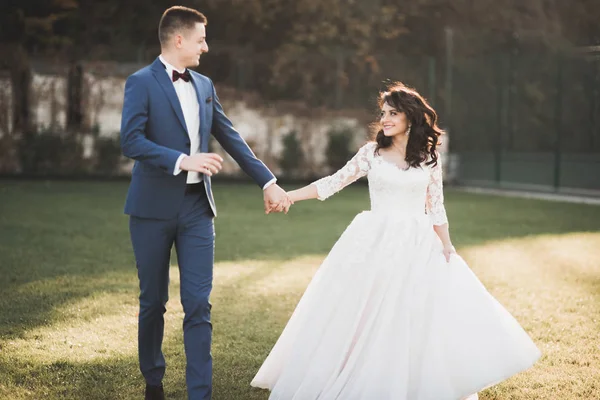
[448,48,600,194]
[202,43,600,194]
[2,39,599,194]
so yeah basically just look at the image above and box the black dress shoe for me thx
[145,384,165,400]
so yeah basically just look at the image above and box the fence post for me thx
[590,58,599,150]
[335,47,345,109]
[237,45,251,91]
[553,55,564,191]
[505,45,518,151]
[444,27,454,119]
[428,56,436,105]
[495,53,506,184]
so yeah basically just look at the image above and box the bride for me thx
[251,82,541,400]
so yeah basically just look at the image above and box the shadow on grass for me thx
[3,180,599,266]
[0,270,137,340]
[0,353,141,400]
[2,231,599,399]
[1,181,599,399]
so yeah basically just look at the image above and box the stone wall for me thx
[0,63,450,178]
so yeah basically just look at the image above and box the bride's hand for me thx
[442,245,456,263]
[286,190,298,204]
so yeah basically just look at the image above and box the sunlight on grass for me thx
[3,268,182,366]
[0,256,322,367]
[214,256,322,297]
[2,181,599,399]
[2,293,138,363]
[1,231,599,399]
[460,232,600,399]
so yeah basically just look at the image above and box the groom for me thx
[120,6,291,400]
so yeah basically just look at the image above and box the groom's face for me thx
[177,22,209,68]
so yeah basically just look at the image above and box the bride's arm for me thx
[288,184,319,203]
[435,223,456,263]
[288,142,375,203]
[433,224,454,250]
[425,154,455,261]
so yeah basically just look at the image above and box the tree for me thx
[325,125,354,172]
[0,0,78,137]
[279,130,305,177]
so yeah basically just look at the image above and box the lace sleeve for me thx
[425,154,449,226]
[312,142,375,201]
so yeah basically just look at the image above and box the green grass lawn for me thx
[0,180,599,399]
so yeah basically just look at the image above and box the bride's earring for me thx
[406,125,411,136]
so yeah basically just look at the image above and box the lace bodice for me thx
[312,142,448,225]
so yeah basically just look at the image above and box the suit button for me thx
[185,141,190,147]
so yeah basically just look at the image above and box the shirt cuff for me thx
[174,153,187,175]
[262,178,277,190]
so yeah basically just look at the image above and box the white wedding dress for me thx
[251,142,541,400]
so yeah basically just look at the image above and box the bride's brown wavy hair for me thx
[372,82,445,168]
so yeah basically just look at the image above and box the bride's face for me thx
[380,103,409,138]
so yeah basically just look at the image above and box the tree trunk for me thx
[11,44,32,138]
[66,61,84,133]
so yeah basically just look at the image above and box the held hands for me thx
[180,153,224,176]
[264,184,293,214]
[442,245,457,263]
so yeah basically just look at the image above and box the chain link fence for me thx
[1,40,599,193]
[203,42,600,193]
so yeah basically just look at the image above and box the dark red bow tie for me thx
[172,69,191,82]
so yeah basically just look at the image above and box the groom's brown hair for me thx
[158,6,207,45]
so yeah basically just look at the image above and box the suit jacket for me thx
[120,57,275,219]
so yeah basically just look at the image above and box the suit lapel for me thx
[150,58,188,134]
[190,73,209,150]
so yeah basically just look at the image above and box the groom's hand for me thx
[267,198,292,214]
[264,184,292,214]
[180,153,224,176]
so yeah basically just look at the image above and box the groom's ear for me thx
[206,97,212,103]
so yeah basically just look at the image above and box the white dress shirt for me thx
[161,55,276,190]
[160,55,202,184]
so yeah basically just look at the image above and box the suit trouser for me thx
[129,184,215,400]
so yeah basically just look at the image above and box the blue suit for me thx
[120,57,275,399]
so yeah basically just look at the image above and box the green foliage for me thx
[1,182,600,399]
[2,0,600,176]
[93,136,124,176]
[279,130,304,177]
[0,0,78,49]
[18,131,86,175]
[14,129,125,176]
[325,125,354,171]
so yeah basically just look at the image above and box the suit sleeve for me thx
[209,79,275,188]
[120,74,182,173]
